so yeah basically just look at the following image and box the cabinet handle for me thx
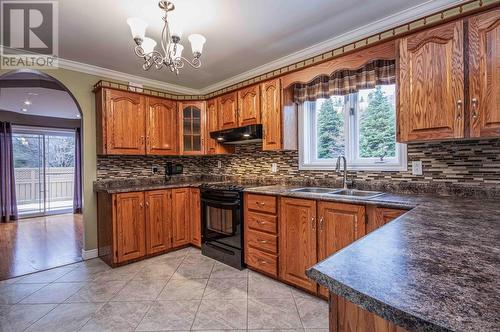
[145,202,149,208]
[139,203,144,208]
[472,98,478,119]
[256,201,265,206]
[256,220,267,225]
[140,136,145,144]
[311,217,316,231]
[257,239,268,244]
[456,100,462,120]
[258,259,268,265]
[319,217,324,232]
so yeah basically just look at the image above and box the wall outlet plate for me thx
[271,163,278,173]
[412,161,423,176]
[217,160,222,168]
[152,166,159,174]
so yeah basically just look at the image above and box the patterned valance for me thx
[293,59,396,103]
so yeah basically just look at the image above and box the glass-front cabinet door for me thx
[178,101,206,155]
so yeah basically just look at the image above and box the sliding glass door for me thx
[12,127,76,217]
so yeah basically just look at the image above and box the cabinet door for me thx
[171,188,191,247]
[190,188,201,247]
[206,99,234,155]
[279,197,317,292]
[145,190,172,255]
[366,206,406,234]
[238,85,261,126]
[317,202,365,297]
[179,101,206,155]
[146,97,178,155]
[115,192,146,262]
[398,20,464,142]
[469,8,500,138]
[261,79,282,150]
[218,92,238,129]
[105,89,146,155]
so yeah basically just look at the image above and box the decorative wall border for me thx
[93,0,499,100]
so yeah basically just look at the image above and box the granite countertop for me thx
[244,185,500,332]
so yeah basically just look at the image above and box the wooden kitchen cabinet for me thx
[237,84,261,126]
[261,78,282,150]
[332,295,408,332]
[398,20,464,142]
[97,88,146,155]
[468,7,500,138]
[218,92,239,129]
[171,188,191,247]
[317,202,366,298]
[146,97,178,155]
[190,188,201,247]
[279,197,318,292]
[145,190,172,255]
[206,98,234,155]
[366,206,407,234]
[115,192,146,263]
[178,101,206,155]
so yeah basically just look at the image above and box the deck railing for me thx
[15,167,74,204]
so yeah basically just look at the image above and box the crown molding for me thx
[198,0,465,94]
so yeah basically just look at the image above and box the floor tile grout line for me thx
[21,301,62,331]
[290,287,306,330]
[190,259,216,331]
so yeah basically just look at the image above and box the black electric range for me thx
[199,182,260,269]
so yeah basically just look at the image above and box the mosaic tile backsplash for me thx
[97,139,500,196]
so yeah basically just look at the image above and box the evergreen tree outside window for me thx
[299,84,406,171]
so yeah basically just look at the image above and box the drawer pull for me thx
[256,201,265,206]
[256,220,267,225]
[258,259,268,265]
[257,239,268,244]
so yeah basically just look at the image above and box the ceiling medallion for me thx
[126,0,206,75]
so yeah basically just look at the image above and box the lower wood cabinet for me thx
[145,190,172,255]
[331,294,408,332]
[279,197,318,292]
[366,206,407,233]
[190,188,201,247]
[171,188,191,247]
[97,187,202,266]
[115,192,146,263]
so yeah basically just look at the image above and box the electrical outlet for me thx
[217,160,222,168]
[271,163,278,173]
[151,165,159,174]
[412,161,423,176]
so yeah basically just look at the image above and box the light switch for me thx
[271,163,278,173]
[412,161,423,176]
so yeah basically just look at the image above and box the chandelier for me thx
[126,0,206,75]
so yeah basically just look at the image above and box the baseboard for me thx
[81,248,98,260]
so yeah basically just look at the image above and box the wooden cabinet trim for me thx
[237,84,261,126]
[146,96,178,155]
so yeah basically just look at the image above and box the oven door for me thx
[201,195,242,250]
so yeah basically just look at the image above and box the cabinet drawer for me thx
[247,194,277,214]
[247,211,277,234]
[246,247,278,277]
[247,229,277,254]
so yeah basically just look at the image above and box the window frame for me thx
[298,86,407,172]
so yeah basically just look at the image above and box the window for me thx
[299,84,406,171]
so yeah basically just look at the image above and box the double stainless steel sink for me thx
[291,187,383,198]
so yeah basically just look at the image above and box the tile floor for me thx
[0,247,328,331]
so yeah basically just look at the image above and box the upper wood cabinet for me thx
[279,197,318,292]
[171,188,191,247]
[178,101,206,155]
[145,190,172,255]
[146,97,178,155]
[398,20,465,142]
[261,79,284,150]
[469,8,500,138]
[115,192,146,263]
[218,92,239,130]
[98,89,146,155]
[317,202,366,298]
[206,98,234,155]
[237,84,261,126]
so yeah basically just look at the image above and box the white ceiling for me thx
[0,87,81,119]
[57,0,461,91]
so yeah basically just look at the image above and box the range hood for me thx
[209,124,263,145]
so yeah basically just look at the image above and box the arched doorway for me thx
[0,69,84,279]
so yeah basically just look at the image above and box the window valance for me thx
[293,59,395,103]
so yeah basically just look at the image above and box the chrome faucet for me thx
[335,155,349,189]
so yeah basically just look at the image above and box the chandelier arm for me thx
[177,56,202,69]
